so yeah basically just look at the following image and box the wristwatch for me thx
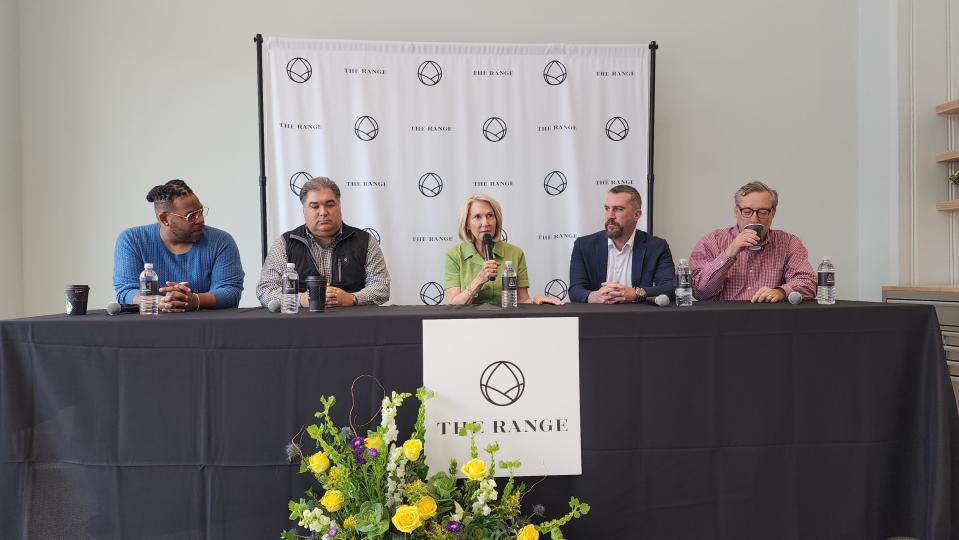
[633,287,646,303]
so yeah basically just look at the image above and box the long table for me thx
[1,302,957,539]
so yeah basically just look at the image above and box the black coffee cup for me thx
[305,276,327,312]
[64,285,90,315]
[744,224,765,251]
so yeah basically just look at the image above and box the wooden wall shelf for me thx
[937,200,959,212]
[937,98,959,115]
[937,149,959,163]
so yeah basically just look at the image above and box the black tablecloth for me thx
[1,302,957,539]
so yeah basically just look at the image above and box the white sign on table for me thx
[423,317,581,477]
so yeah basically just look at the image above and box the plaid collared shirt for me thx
[689,226,816,301]
[255,227,390,306]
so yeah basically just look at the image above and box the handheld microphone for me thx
[646,294,670,307]
[267,298,281,313]
[787,291,803,305]
[106,302,139,315]
[482,234,495,281]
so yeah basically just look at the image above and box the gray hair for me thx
[298,177,341,204]
[734,181,778,208]
[608,184,643,210]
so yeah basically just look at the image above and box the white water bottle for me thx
[675,259,693,307]
[281,263,299,314]
[501,260,518,308]
[139,263,159,315]
[817,256,836,305]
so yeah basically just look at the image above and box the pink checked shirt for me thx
[689,226,817,301]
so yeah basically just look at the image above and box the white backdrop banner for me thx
[263,38,651,305]
[422,317,581,477]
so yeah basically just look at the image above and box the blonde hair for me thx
[456,194,503,243]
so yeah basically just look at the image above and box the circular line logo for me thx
[354,116,379,141]
[419,282,444,305]
[545,278,569,301]
[543,171,568,196]
[543,60,567,85]
[286,57,312,83]
[482,117,507,142]
[417,60,443,86]
[363,228,381,244]
[500,229,508,242]
[605,116,629,141]
[289,171,312,196]
[480,361,526,406]
[418,173,444,198]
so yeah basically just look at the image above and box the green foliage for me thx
[354,501,389,536]
[536,497,591,536]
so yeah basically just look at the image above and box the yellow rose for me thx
[461,458,487,481]
[391,505,423,533]
[415,495,437,519]
[365,437,383,451]
[319,489,344,513]
[307,452,330,475]
[517,524,540,540]
[402,439,423,461]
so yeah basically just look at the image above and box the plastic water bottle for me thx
[139,263,159,315]
[501,260,518,308]
[281,263,299,314]
[817,256,836,305]
[675,258,693,307]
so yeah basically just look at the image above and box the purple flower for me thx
[327,527,337,537]
[368,447,379,458]
[445,521,462,532]
[349,436,364,449]
[353,448,366,465]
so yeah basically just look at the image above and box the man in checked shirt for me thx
[256,177,390,308]
[688,181,816,303]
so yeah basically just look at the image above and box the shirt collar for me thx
[607,228,637,253]
[464,239,503,260]
[307,227,343,248]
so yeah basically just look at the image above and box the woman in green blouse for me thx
[444,194,562,305]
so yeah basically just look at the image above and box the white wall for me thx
[859,0,899,299]
[16,0,883,315]
[0,0,22,319]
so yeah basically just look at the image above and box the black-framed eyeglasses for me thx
[168,206,209,223]
[737,206,772,218]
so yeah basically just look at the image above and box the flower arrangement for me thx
[282,387,588,540]
[950,169,959,187]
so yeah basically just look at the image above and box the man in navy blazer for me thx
[569,185,676,303]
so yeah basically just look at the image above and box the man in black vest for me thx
[256,177,391,308]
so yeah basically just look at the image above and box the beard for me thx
[605,220,624,239]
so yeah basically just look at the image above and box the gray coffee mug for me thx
[64,285,90,315]
[744,224,765,251]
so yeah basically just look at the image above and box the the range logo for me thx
[418,173,444,197]
[544,171,568,196]
[363,228,381,244]
[545,279,569,301]
[286,57,312,84]
[605,116,629,141]
[419,282,445,305]
[417,60,443,86]
[543,60,567,85]
[289,171,312,196]
[482,117,507,142]
[480,361,526,406]
[354,116,379,141]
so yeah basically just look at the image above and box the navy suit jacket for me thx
[568,229,676,303]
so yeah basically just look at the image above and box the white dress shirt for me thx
[606,228,636,287]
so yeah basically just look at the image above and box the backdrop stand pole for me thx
[647,41,658,236]
[255,34,268,262]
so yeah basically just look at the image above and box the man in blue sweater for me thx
[112,179,244,311]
